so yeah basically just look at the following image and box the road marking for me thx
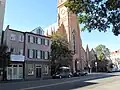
[19,76,105,90]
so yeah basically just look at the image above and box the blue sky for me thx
[3,0,120,52]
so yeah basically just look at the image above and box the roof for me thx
[9,29,24,33]
[8,28,51,38]
[25,32,51,38]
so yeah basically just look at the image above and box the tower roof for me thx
[86,44,89,51]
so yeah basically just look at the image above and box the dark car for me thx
[52,72,72,79]
[79,70,88,76]
[73,72,80,77]
[52,66,73,79]
[73,70,88,77]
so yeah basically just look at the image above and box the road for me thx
[0,72,120,90]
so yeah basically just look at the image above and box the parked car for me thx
[79,70,88,76]
[73,70,88,77]
[52,72,72,79]
[52,66,73,79]
[73,72,80,77]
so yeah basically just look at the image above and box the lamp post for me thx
[95,62,97,72]
[94,53,98,72]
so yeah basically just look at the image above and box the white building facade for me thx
[110,50,120,70]
[0,0,6,44]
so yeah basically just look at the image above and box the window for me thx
[33,49,35,58]
[13,68,17,75]
[10,33,16,41]
[33,36,36,43]
[37,51,40,59]
[28,64,34,75]
[36,37,38,44]
[13,65,17,67]
[30,36,33,43]
[40,38,43,45]
[28,49,33,58]
[45,51,48,59]
[42,39,45,45]
[72,31,76,54]
[28,35,30,42]
[19,35,24,42]
[38,38,41,44]
[45,39,48,45]
[42,51,45,59]
[41,38,45,45]
[10,48,15,54]
[19,65,22,67]
[35,50,37,58]
[40,51,42,59]
[47,40,50,46]
[43,65,48,74]
[19,49,23,55]
[47,52,49,59]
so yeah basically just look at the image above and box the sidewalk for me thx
[0,76,52,84]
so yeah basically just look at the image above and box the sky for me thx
[3,0,120,52]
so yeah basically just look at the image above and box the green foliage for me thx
[0,44,11,81]
[95,44,110,60]
[0,44,11,68]
[65,0,120,36]
[50,32,73,74]
[97,52,104,61]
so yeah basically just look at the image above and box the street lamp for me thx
[95,62,97,72]
[94,53,98,72]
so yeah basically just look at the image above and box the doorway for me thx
[75,60,77,72]
[36,65,41,78]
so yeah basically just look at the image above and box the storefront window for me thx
[43,65,48,75]
[28,64,34,75]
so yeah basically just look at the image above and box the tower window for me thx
[72,30,76,54]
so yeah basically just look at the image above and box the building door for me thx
[36,66,41,78]
[7,67,12,80]
[18,65,23,79]
[7,64,23,80]
[75,60,77,72]
[12,65,18,79]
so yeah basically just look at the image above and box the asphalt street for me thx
[0,72,120,90]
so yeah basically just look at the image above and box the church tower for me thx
[0,0,6,44]
[58,0,82,72]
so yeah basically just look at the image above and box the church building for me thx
[44,0,83,72]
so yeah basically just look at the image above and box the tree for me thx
[50,32,73,75]
[65,0,120,36]
[95,44,110,61]
[0,44,11,81]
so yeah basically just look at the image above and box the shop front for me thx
[7,55,24,80]
[24,61,50,80]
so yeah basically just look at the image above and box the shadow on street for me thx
[0,73,119,90]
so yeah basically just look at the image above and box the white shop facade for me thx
[7,55,25,80]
